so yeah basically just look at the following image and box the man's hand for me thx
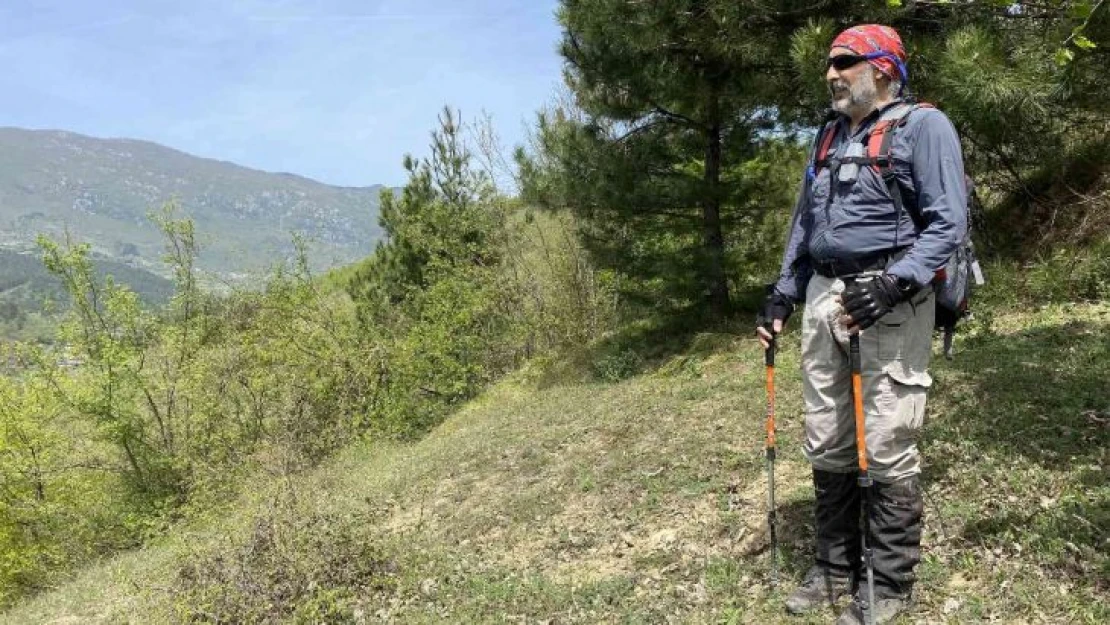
[756,287,795,349]
[839,274,913,331]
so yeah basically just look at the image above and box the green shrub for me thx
[591,348,645,382]
[1022,242,1110,303]
[975,239,1110,313]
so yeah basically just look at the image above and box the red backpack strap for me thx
[808,120,839,179]
[806,118,839,183]
[866,102,931,173]
[866,120,896,172]
[867,102,933,251]
[815,122,838,170]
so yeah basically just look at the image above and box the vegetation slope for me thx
[4,291,1105,624]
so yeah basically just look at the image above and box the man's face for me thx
[826,46,880,116]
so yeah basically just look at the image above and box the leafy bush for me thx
[0,374,138,605]
[591,348,645,383]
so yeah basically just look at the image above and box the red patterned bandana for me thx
[831,24,906,80]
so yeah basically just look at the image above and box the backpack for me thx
[811,101,985,358]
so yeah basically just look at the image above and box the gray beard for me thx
[829,71,879,117]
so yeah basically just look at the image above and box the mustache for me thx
[828,80,850,94]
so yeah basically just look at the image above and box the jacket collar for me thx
[835,98,907,138]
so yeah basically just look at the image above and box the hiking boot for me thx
[835,593,913,624]
[783,470,860,615]
[837,476,923,623]
[784,565,853,615]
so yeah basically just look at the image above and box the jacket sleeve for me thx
[773,177,814,302]
[887,109,968,288]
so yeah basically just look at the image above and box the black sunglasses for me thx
[826,54,869,70]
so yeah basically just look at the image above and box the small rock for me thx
[650,528,677,550]
[943,597,961,614]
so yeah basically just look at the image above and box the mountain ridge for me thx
[1,127,378,190]
[0,126,386,278]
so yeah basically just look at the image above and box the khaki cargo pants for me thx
[801,274,934,483]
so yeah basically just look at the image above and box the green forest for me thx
[0,1,1106,623]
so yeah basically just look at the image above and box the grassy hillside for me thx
[3,300,1107,624]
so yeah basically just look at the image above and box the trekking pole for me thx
[850,330,876,625]
[763,324,778,586]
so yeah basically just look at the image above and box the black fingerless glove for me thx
[757,285,795,331]
[841,274,916,330]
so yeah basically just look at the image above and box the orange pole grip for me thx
[852,370,868,472]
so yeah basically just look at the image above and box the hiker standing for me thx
[756,24,967,625]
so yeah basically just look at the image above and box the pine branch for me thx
[614,118,670,143]
[648,102,707,130]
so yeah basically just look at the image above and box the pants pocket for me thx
[889,376,925,438]
[877,304,911,361]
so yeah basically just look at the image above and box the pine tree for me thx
[526,1,868,318]
[346,108,516,435]
[349,107,502,329]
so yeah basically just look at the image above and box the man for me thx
[756,24,967,625]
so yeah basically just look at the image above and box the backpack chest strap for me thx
[812,102,930,177]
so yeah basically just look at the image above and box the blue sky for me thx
[0,0,564,187]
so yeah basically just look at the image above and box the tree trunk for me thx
[121,436,144,484]
[702,90,730,318]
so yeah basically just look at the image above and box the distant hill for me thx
[0,247,175,341]
[0,248,173,306]
[0,127,385,278]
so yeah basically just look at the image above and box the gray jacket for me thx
[774,101,967,301]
